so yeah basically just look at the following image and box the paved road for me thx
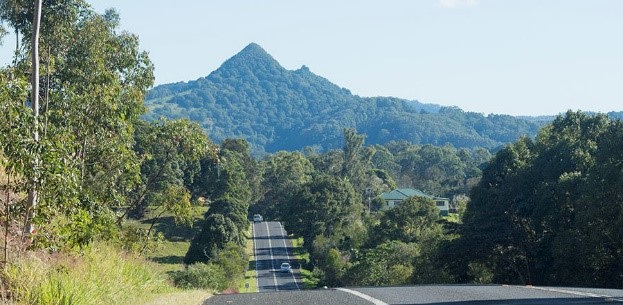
[252,221,301,292]
[203,285,623,305]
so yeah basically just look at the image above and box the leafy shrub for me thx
[170,263,228,291]
[33,208,120,252]
[183,213,241,265]
[117,222,164,254]
[213,242,248,285]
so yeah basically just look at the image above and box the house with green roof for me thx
[379,188,450,216]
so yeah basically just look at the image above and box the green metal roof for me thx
[380,188,434,200]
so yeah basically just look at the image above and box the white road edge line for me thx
[336,288,389,305]
[265,222,279,291]
[521,286,623,302]
[251,222,259,292]
[279,222,300,290]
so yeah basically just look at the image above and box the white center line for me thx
[521,286,623,302]
[265,222,279,291]
[336,288,389,305]
[279,222,300,290]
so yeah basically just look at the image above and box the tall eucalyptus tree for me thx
[24,0,42,236]
[1,0,154,249]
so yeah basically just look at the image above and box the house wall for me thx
[387,200,401,209]
[435,199,450,216]
[384,198,450,215]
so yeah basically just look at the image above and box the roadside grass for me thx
[125,205,216,303]
[238,223,258,293]
[137,290,210,305]
[0,194,215,304]
[299,269,320,289]
[1,242,212,305]
[291,236,319,289]
[0,203,220,305]
[0,194,214,305]
[1,243,184,305]
[132,205,208,274]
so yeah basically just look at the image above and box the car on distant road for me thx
[253,214,263,222]
[280,262,292,273]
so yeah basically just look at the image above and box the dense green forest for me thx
[145,43,544,155]
[182,128,489,287]
[182,115,623,289]
[1,2,622,303]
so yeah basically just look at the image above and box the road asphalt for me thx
[202,221,623,304]
[203,284,623,305]
[252,221,301,292]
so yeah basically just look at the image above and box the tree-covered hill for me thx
[145,43,542,155]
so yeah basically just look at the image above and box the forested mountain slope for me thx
[145,43,542,155]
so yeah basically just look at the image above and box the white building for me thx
[379,188,450,216]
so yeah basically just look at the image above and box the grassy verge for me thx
[125,206,216,304]
[138,290,210,305]
[238,223,258,293]
[134,206,209,274]
[1,243,211,305]
[291,236,319,289]
[0,203,215,304]
[3,242,212,305]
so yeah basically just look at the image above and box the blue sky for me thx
[1,0,622,116]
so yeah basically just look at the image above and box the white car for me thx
[253,214,263,222]
[280,262,292,273]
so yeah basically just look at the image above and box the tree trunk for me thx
[14,28,19,71]
[24,0,42,237]
[3,174,10,269]
[43,45,50,139]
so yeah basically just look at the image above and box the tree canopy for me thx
[451,111,623,288]
[0,0,159,249]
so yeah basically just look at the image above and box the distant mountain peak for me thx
[240,42,267,55]
[209,42,284,80]
[225,42,280,67]
[296,65,311,73]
